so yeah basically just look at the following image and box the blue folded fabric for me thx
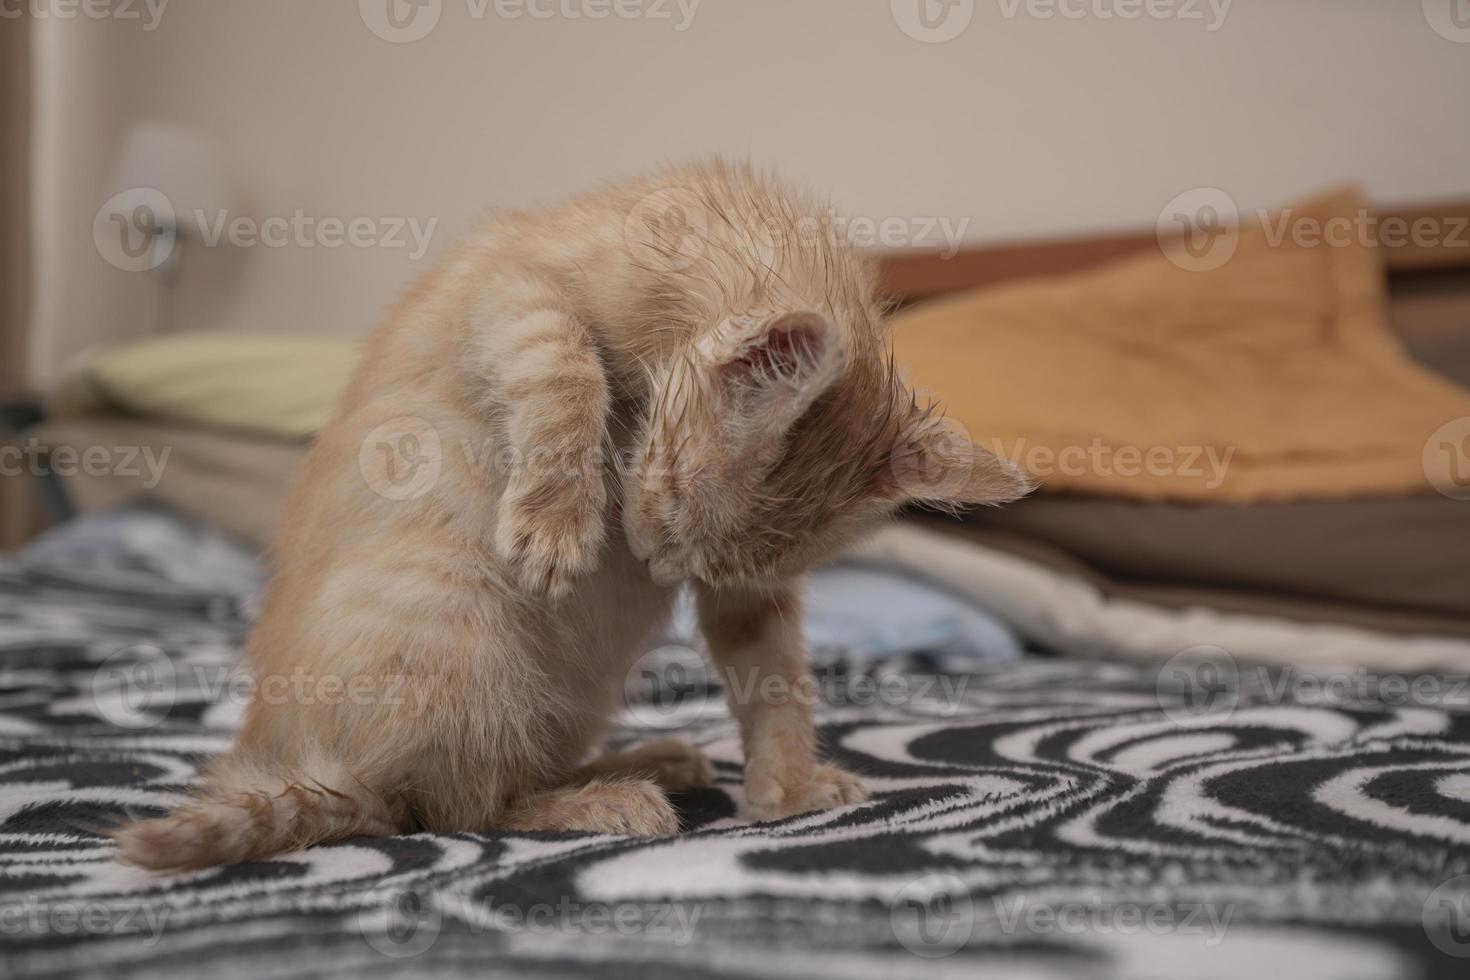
[666,561,1022,663]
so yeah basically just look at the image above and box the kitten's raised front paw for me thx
[745,762,868,821]
[495,476,606,601]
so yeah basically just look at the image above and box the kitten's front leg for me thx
[696,583,868,820]
[485,309,611,600]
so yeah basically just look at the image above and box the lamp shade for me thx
[107,122,235,234]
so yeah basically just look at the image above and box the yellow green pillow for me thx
[48,334,360,440]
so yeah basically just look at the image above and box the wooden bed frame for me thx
[876,198,1470,319]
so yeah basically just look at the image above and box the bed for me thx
[5,201,1470,979]
[3,505,1470,979]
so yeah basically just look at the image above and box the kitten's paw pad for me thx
[746,763,868,821]
[495,481,605,601]
[628,739,714,792]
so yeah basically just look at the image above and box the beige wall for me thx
[28,0,1470,383]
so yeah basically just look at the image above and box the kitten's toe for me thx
[495,482,605,600]
[510,532,599,601]
[505,779,678,836]
[810,763,869,807]
[746,763,868,821]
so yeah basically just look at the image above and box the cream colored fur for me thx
[112,160,1029,870]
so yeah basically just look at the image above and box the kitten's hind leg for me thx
[481,308,612,600]
[503,778,678,836]
[573,738,714,793]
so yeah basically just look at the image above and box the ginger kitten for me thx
[113,160,1029,869]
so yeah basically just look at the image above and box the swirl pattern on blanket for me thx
[2,553,1469,979]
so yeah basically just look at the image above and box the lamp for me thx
[103,123,235,331]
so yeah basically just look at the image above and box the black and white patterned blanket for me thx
[3,529,1470,979]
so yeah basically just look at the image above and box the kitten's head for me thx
[622,307,1032,590]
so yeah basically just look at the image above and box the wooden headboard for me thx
[876,198,1470,332]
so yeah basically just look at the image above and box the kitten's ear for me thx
[709,311,845,435]
[883,415,1034,507]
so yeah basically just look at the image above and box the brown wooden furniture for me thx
[878,198,1470,308]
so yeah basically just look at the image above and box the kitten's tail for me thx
[112,753,401,871]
